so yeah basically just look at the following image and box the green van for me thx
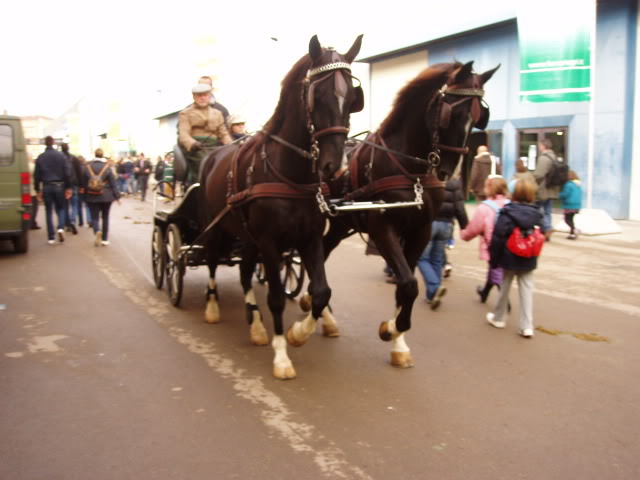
[0,116,31,253]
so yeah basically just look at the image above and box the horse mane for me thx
[262,54,312,135]
[379,62,462,136]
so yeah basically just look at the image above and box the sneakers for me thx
[486,312,506,329]
[94,231,102,247]
[47,239,55,245]
[56,228,65,243]
[101,240,110,246]
[429,286,447,310]
[70,224,78,235]
[519,328,534,338]
[567,234,577,240]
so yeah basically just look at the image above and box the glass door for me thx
[517,128,567,170]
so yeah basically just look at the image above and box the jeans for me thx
[417,221,453,300]
[43,184,66,240]
[88,202,112,241]
[64,186,79,226]
[138,175,149,201]
[537,199,553,233]
[117,175,127,194]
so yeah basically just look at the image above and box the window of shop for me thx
[0,125,14,166]
[517,127,567,170]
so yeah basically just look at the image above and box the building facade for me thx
[360,0,638,220]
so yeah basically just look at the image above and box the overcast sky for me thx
[1,0,516,118]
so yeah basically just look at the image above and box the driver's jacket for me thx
[178,103,232,152]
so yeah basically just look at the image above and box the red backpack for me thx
[506,226,545,258]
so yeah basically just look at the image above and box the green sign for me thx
[518,3,593,102]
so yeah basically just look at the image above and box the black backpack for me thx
[544,153,569,188]
[86,163,109,195]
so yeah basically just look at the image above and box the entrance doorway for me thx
[517,127,567,170]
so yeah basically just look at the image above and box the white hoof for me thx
[321,308,340,337]
[250,317,269,346]
[390,351,414,368]
[205,301,220,324]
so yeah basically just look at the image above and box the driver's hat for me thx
[192,84,212,94]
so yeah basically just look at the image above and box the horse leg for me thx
[373,225,423,368]
[260,244,296,380]
[287,235,334,345]
[239,244,269,346]
[204,234,222,324]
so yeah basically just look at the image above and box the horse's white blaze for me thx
[272,335,293,369]
[292,313,317,342]
[337,93,345,115]
[205,278,220,323]
[387,318,410,353]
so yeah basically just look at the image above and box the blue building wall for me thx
[421,0,636,218]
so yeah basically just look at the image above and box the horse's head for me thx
[305,34,364,180]
[429,61,500,180]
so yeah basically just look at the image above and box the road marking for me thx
[91,256,374,480]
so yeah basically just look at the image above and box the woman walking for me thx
[486,179,543,338]
[81,148,120,246]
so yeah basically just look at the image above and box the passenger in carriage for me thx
[227,114,248,141]
[197,75,230,123]
[178,83,232,186]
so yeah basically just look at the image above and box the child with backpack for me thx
[81,148,121,246]
[460,176,510,303]
[486,179,544,338]
[559,170,582,240]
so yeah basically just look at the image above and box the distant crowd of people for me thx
[31,75,249,248]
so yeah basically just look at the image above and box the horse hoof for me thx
[379,321,393,342]
[251,332,269,346]
[286,326,306,347]
[391,351,414,368]
[273,364,297,380]
[205,311,220,324]
[322,323,340,338]
[299,293,312,312]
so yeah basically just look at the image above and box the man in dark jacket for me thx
[34,136,72,244]
[61,143,81,234]
[417,178,469,310]
[133,153,153,201]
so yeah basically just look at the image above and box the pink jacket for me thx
[460,195,509,260]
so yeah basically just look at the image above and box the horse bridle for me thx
[428,82,487,168]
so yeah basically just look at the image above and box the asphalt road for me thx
[1,196,639,480]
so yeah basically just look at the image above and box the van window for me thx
[0,125,14,166]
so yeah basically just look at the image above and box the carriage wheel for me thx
[165,224,185,307]
[282,250,305,300]
[151,225,165,289]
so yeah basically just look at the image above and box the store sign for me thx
[518,1,594,102]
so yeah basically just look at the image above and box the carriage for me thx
[151,180,306,307]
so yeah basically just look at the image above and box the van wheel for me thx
[13,231,28,253]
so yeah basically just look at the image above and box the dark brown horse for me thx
[199,35,364,379]
[299,61,499,368]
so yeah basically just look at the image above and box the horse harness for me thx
[344,81,488,204]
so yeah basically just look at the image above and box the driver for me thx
[178,83,232,186]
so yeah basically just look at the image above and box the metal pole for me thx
[586,0,597,209]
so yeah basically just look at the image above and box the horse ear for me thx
[344,34,363,63]
[453,61,474,84]
[309,35,323,62]
[481,64,501,84]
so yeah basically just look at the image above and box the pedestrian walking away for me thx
[81,148,121,246]
[486,179,544,338]
[460,176,510,303]
[417,177,468,310]
[559,170,582,240]
[33,136,72,244]
[61,142,81,234]
[533,138,561,240]
[468,145,501,201]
